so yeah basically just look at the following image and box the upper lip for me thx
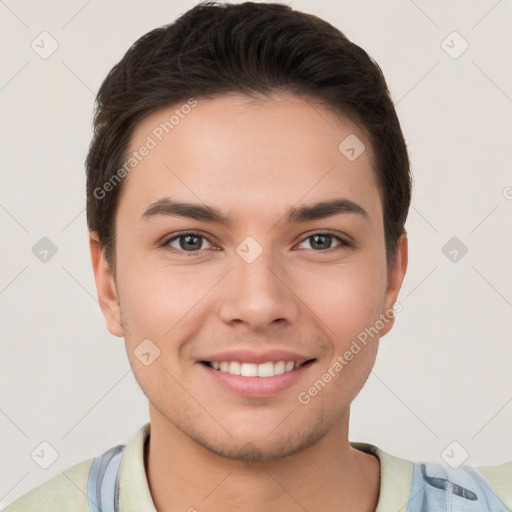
[198,348,316,365]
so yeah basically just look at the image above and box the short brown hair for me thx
[86,1,411,274]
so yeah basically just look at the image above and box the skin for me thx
[90,92,408,512]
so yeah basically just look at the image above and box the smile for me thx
[201,360,315,377]
[198,359,317,398]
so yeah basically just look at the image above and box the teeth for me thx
[241,363,258,377]
[274,361,285,375]
[229,361,241,375]
[209,360,305,377]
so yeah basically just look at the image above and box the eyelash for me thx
[161,230,353,255]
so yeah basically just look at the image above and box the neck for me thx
[145,407,380,512]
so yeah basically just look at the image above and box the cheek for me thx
[119,270,202,391]
[117,259,221,347]
[302,269,383,399]
[299,261,386,339]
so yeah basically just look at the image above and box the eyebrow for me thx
[141,197,369,227]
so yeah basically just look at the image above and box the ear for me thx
[379,231,408,337]
[89,232,124,337]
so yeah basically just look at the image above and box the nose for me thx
[216,248,300,332]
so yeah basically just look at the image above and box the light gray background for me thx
[1,0,511,507]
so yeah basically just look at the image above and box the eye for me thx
[162,230,352,254]
[164,232,214,252]
[297,231,352,251]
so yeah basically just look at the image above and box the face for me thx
[90,92,407,461]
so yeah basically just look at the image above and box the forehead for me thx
[119,92,381,225]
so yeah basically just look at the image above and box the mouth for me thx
[199,359,317,377]
[197,358,317,398]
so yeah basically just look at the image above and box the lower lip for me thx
[197,361,316,398]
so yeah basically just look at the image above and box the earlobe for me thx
[380,232,408,337]
[89,232,124,338]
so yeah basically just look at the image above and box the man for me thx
[3,2,511,511]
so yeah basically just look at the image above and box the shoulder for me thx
[1,423,150,512]
[477,460,512,510]
[351,442,512,511]
[1,457,94,512]
[407,460,512,511]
